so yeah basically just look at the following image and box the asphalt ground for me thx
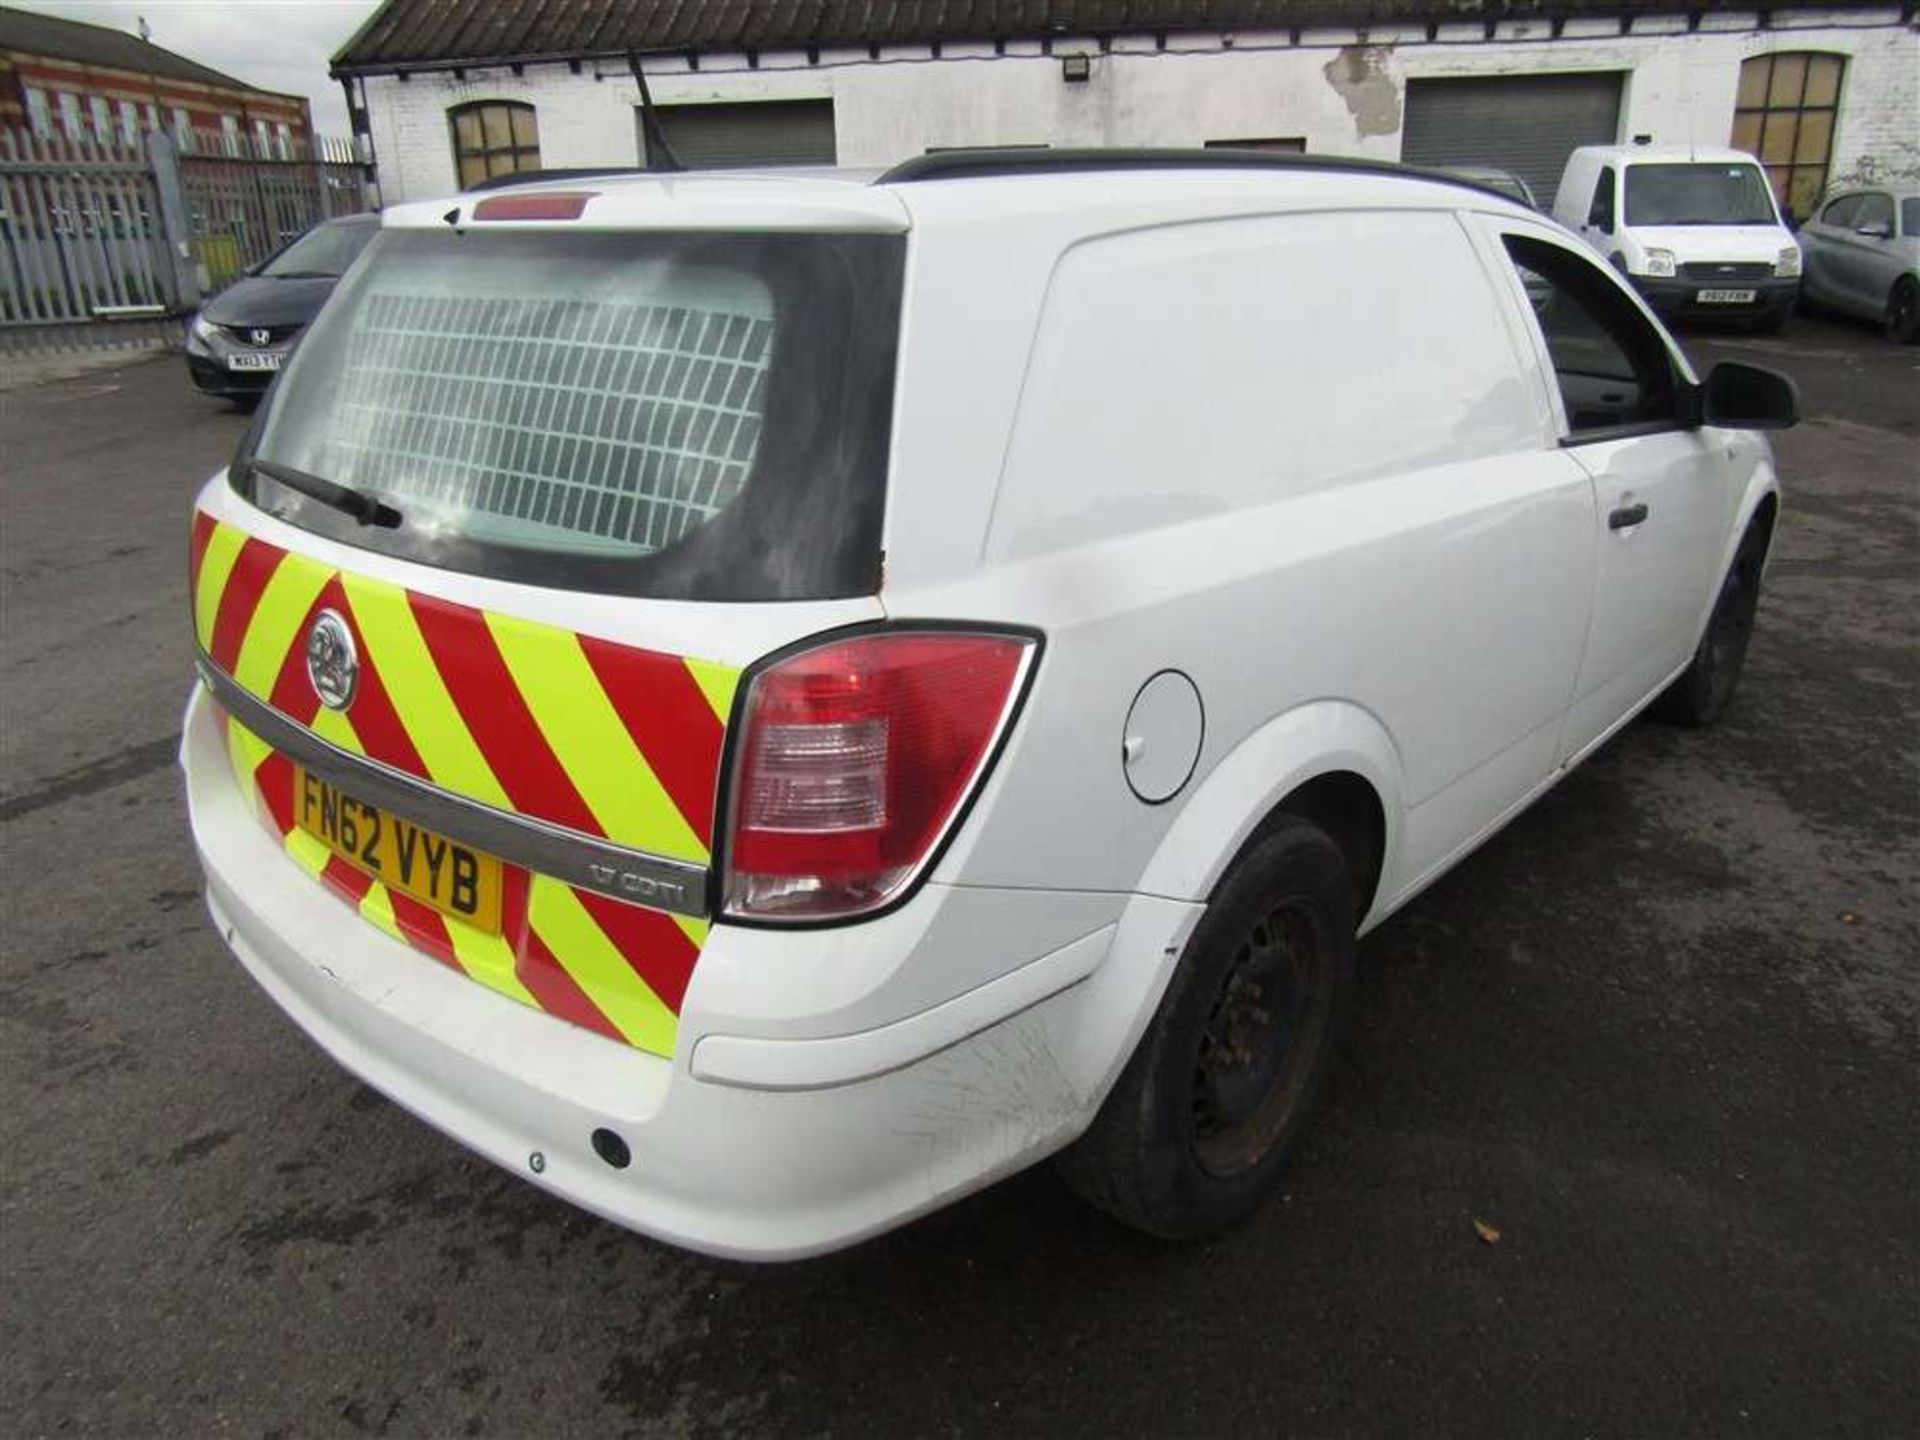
[2,314,1915,1438]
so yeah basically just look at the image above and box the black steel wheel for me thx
[1885,279,1920,345]
[1190,900,1338,1178]
[1057,817,1356,1240]
[1655,515,1770,727]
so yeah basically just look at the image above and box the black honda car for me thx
[184,214,379,404]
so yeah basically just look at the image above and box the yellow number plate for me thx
[295,768,503,934]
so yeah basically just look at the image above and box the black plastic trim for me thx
[712,619,1047,932]
[1608,502,1651,530]
[197,653,710,917]
[1630,273,1800,303]
[875,147,1527,207]
[1558,419,1687,448]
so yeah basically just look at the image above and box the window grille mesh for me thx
[323,291,774,552]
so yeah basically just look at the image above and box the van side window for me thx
[1587,168,1616,231]
[1501,235,1676,438]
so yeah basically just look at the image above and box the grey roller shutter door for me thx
[650,100,837,170]
[1401,74,1625,207]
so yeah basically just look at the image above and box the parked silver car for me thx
[1796,188,1920,343]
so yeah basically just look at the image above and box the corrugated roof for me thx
[0,4,273,93]
[332,0,1825,74]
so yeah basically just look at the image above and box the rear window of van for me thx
[234,228,904,601]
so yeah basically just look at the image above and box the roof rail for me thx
[465,166,651,192]
[875,147,1514,204]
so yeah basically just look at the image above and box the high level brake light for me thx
[722,630,1038,922]
[470,191,597,221]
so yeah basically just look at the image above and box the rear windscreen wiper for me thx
[247,458,403,528]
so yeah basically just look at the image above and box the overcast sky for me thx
[16,0,383,134]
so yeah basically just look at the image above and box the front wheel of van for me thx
[1057,819,1356,1241]
[1654,517,1768,727]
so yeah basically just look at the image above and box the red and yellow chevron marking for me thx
[193,510,740,1058]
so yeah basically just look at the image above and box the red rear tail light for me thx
[721,630,1038,922]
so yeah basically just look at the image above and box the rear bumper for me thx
[182,683,1198,1258]
[1630,274,1799,323]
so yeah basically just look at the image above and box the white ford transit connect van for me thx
[1554,144,1803,331]
[182,151,1797,1259]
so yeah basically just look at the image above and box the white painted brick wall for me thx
[358,15,1920,204]
[1822,26,1920,185]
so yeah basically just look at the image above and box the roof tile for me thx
[331,0,1854,73]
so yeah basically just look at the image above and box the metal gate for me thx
[1,126,370,357]
[1401,73,1625,209]
[179,131,369,292]
[643,100,837,170]
[0,129,173,332]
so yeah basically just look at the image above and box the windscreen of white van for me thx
[232,228,904,600]
[1624,164,1779,227]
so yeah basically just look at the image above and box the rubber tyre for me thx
[1884,279,1920,345]
[1056,818,1357,1241]
[1654,517,1768,727]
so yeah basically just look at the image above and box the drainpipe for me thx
[340,74,379,207]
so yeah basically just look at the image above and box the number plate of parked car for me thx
[295,767,504,933]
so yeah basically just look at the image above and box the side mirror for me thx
[1856,220,1893,240]
[1690,361,1800,431]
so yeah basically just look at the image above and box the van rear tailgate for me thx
[189,498,880,1059]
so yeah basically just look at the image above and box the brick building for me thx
[0,4,313,155]
[332,0,1917,222]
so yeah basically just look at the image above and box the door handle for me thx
[1608,502,1649,530]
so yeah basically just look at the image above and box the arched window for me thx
[449,102,540,188]
[1731,53,1844,223]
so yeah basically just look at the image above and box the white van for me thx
[1553,144,1802,331]
[182,151,1797,1258]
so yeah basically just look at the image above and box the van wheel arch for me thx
[1238,771,1386,924]
[1654,498,1774,727]
[1057,814,1359,1238]
[1750,490,1779,556]
[1129,701,1402,923]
